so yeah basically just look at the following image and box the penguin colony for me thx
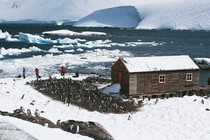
[29,77,140,113]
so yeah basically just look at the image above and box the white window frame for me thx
[186,73,193,81]
[159,74,166,83]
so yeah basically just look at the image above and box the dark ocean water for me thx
[0,24,210,85]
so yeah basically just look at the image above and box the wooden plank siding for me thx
[112,58,199,96]
[128,70,199,96]
[129,74,137,95]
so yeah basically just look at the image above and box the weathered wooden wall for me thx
[129,70,199,96]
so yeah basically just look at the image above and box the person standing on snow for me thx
[35,68,40,80]
[22,67,26,79]
[60,66,66,77]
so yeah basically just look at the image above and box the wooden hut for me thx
[111,55,199,96]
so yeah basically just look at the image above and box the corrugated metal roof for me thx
[122,55,199,73]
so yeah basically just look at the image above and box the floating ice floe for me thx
[19,32,57,44]
[48,48,62,54]
[79,31,107,36]
[53,44,74,49]
[64,49,75,53]
[57,38,78,44]
[76,48,84,52]
[5,35,19,42]
[42,29,106,36]
[85,40,112,48]
[0,47,42,56]
[126,41,160,47]
[0,30,10,39]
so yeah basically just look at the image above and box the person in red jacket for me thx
[35,68,40,80]
[60,66,66,77]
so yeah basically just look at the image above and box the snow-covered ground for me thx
[0,0,210,30]
[0,77,210,140]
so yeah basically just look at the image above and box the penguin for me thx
[56,119,61,128]
[34,109,40,117]
[20,94,25,99]
[27,109,32,116]
[127,115,131,120]
[69,124,79,134]
[20,106,25,114]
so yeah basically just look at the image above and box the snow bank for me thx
[101,83,121,95]
[74,6,141,28]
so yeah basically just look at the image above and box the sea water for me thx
[0,24,210,85]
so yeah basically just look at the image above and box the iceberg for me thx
[18,32,56,44]
[5,36,19,42]
[0,30,10,39]
[74,6,141,28]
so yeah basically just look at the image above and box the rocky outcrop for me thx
[0,109,57,128]
[61,120,114,140]
[0,109,114,140]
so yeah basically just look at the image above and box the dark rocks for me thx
[0,109,114,140]
[61,120,114,140]
[0,109,57,128]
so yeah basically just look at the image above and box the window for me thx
[159,74,166,83]
[186,73,192,81]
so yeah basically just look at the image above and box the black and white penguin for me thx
[27,109,32,116]
[34,109,40,117]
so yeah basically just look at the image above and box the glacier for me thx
[74,6,141,28]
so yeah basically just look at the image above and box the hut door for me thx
[118,72,122,84]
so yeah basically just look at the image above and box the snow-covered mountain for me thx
[0,0,210,30]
